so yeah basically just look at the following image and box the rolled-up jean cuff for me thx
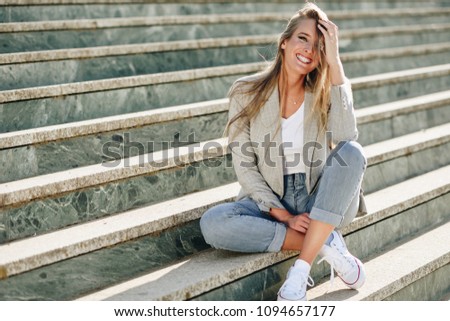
[309,206,343,227]
[267,223,287,252]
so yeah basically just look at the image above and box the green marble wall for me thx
[3,103,450,184]
[2,73,450,133]
[193,194,450,301]
[2,1,444,23]
[0,155,235,244]
[0,112,228,183]
[343,52,450,81]
[1,137,449,244]
[339,30,450,53]
[384,264,450,301]
[0,22,284,54]
[0,74,243,133]
[3,47,450,91]
[363,142,450,194]
[358,104,450,146]
[0,190,447,301]
[0,45,275,90]
[354,76,450,108]
[2,22,449,54]
[0,220,209,300]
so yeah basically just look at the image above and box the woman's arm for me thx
[318,19,358,143]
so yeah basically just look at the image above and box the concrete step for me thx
[362,123,450,194]
[357,91,450,145]
[1,89,450,183]
[2,37,449,90]
[1,62,449,133]
[1,123,449,244]
[2,15,449,53]
[2,1,448,23]
[308,222,450,301]
[0,165,449,300]
[77,183,450,301]
[0,183,241,279]
[3,8,450,33]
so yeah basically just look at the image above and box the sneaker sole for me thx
[277,294,307,301]
[340,257,366,290]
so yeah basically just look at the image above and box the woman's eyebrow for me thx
[298,32,312,38]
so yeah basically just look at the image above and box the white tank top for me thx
[281,102,306,175]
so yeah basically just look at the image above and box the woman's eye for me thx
[298,36,307,42]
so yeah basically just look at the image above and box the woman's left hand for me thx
[317,19,341,67]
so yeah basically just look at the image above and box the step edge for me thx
[77,217,450,301]
[308,222,450,301]
[1,164,449,281]
[2,89,450,149]
[1,123,450,207]
[2,8,449,33]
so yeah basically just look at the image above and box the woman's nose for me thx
[304,42,313,53]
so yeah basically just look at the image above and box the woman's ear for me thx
[281,40,286,50]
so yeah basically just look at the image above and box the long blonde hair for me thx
[226,2,331,138]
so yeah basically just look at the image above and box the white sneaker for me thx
[277,260,314,301]
[318,230,366,289]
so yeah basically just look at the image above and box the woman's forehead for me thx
[293,18,319,39]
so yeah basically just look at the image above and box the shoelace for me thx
[281,270,315,297]
[317,250,355,293]
[317,256,335,292]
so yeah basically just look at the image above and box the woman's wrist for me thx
[329,60,346,86]
[269,207,293,223]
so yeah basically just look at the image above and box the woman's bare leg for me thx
[281,228,306,250]
[298,220,334,264]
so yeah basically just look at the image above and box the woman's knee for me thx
[199,203,233,247]
[335,140,367,169]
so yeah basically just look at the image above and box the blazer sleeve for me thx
[327,78,359,144]
[228,93,285,212]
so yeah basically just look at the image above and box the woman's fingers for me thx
[317,19,341,66]
[288,215,311,233]
[318,19,338,38]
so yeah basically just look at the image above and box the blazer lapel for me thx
[259,85,284,197]
[303,92,320,194]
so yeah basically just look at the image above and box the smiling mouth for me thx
[296,54,312,64]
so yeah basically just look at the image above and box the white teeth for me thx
[296,54,311,64]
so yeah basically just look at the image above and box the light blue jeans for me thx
[200,141,367,253]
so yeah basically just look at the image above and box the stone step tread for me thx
[1,151,449,280]
[1,122,450,208]
[363,122,450,165]
[356,90,450,124]
[1,60,449,104]
[308,221,450,301]
[3,0,447,4]
[350,63,450,89]
[2,88,449,150]
[2,8,449,33]
[76,210,450,301]
[0,183,240,279]
[0,62,263,104]
[2,33,449,65]
[0,99,229,149]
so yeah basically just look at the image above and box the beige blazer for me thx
[228,74,367,216]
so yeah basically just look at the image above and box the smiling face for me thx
[281,18,321,79]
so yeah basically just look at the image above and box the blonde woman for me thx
[200,3,367,301]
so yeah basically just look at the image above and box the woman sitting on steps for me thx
[200,2,367,301]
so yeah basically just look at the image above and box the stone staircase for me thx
[0,0,449,301]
